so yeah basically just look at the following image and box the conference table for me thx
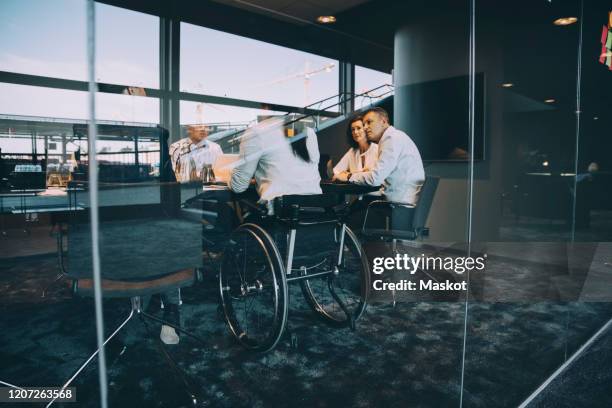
[180,180,381,228]
[195,180,380,201]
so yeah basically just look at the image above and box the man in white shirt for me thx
[162,124,223,345]
[334,107,425,205]
[170,124,223,182]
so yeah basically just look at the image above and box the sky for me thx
[0,0,391,151]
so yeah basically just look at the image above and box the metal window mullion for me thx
[339,61,354,115]
[0,70,164,98]
[160,17,180,143]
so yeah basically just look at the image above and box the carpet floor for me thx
[2,254,612,407]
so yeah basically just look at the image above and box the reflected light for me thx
[501,83,514,88]
[553,17,578,26]
[544,98,556,103]
[316,16,336,24]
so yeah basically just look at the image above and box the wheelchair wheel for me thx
[300,224,370,327]
[219,223,288,352]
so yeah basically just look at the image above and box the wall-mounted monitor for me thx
[398,73,485,162]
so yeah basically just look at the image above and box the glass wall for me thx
[464,0,612,406]
[0,1,165,404]
[2,0,610,407]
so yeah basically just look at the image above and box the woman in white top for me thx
[332,115,378,179]
[229,118,321,205]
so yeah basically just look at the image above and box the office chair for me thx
[361,176,439,242]
[361,176,440,305]
[47,195,206,407]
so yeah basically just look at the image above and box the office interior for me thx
[1,0,612,406]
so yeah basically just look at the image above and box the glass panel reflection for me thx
[464,0,612,406]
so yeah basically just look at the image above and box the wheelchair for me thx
[218,193,371,352]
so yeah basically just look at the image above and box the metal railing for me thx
[210,83,395,152]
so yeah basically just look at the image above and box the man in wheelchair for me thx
[219,118,370,352]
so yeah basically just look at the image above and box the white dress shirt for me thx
[169,137,223,182]
[229,120,322,203]
[333,143,379,175]
[349,126,425,205]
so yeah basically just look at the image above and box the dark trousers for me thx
[346,195,380,232]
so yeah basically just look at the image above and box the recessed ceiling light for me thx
[553,17,578,26]
[316,15,336,24]
[501,83,514,88]
[545,98,556,103]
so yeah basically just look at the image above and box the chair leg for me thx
[138,314,200,407]
[139,311,208,345]
[42,228,69,298]
[41,272,67,298]
[45,309,135,407]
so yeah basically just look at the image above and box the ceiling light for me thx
[501,83,514,88]
[316,15,336,24]
[542,161,549,167]
[544,98,556,103]
[553,17,578,26]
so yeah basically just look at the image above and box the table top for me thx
[0,190,42,197]
[198,181,380,200]
[319,181,380,194]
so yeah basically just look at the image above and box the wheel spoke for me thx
[219,224,286,351]
[301,225,368,324]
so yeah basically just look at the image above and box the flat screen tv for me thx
[398,73,485,161]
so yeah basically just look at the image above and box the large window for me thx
[96,93,159,123]
[0,0,87,81]
[180,101,285,152]
[180,23,339,108]
[354,66,393,109]
[355,65,392,94]
[180,101,283,127]
[0,83,88,119]
[96,3,159,88]
[0,83,158,124]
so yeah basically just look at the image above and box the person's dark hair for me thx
[364,106,389,123]
[290,135,311,163]
[346,115,364,149]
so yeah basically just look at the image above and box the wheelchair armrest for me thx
[332,202,350,218]
[272,194,342,228]
[240,198,269,218]
[365,200,416,211]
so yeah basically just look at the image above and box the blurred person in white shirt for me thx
[229,118,321,210]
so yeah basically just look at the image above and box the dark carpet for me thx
[530,323,612,408]
[2,254,612,407]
